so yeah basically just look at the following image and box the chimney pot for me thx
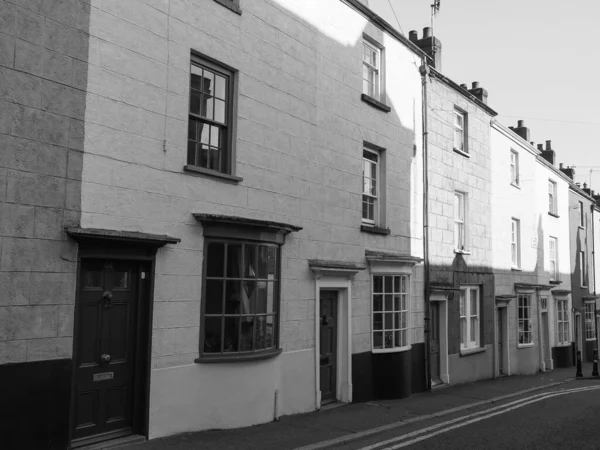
[584,182,588,189]
[545,140,552,150]
[423,27,432,38]
[517,120,525,127]
[409,30,418,42]
[560,163,564,169]
[460,83,467,89]
[537,144,544,151]
[577,182,582,188]
[530,142,535,146]
[472,81,480,89]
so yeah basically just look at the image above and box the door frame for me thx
[429,290,449,385]
[68,242,158,448]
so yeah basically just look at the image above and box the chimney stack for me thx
[559,164,575,180]
[468,81,488,104]
[512,120,530,141]
[540,140,555,165]
[410,27,442,70]
[583,182,593,196]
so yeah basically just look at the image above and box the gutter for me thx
[420,60,432,391]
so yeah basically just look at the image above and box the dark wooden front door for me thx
[498,309,504,375]
[430,302,441,385]
[320,291,338,404]
[72,260,141,444]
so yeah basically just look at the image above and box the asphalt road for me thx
[338,382,600,450]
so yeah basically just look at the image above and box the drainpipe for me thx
[420,59,432,391]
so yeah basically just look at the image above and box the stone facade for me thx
[491,122,573,375]
[0,0,90,448]
[426,71,496,385]
[76,0,425,439]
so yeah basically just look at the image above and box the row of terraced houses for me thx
[1,0,600,448]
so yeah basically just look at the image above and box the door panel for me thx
[320,291,338,404]
[498,310,504,374]
[73,260,139,442]
[430,303,441,383]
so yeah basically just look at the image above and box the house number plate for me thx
[93,372,114,382]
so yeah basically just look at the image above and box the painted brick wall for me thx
[79,0,425,371]
[0,0,89,364]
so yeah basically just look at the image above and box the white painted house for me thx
[491,120,572,376]
[65,0,427,445]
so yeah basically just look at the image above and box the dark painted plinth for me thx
[584,340,596,362]
[0,359,72,450]
[352,343,426,402]
[552,346,574,368]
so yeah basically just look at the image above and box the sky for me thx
[369,0,600,189]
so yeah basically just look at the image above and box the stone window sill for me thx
[454,249,471,255]
[511,267,522,272]
[548,211,559,218]
[511,182,521,189]
[517,343,534,349]
[550,280,562,285]
[453,148,470,158]
[460,347,485,357]
[579,226,586,230]
[184,165,243,184]
[361,224,391,235]
[361,94,391,112]
[372,345,411,354]
[213,0,242,15]
[195,347,282,363]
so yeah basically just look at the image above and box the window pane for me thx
[204,317,222,353]
[385,331,393,348]
[241,281,256,314]
[373,331,383,349]
[394,330,401,348]
[373,313,383,330]
[199,145,209,168]
[206,242,225,277]
[373,294,383,312]
[190,90,201,115]
[373,276,383,293]
[256,281,267,313]
[265,315,275,348]
[214,99,226,124]
[202,70,214,94]
[209,147,220,171]
[460,318,466,345]
[401,329,407,347]
[385,294,393,311]
[267,281,275,313]
[187,140,197,166]
[394,295,401,311]
[188,119,197,140]
[384,276,393,293]
[240,318,254,351]
[394,276,400,292]
[225,280,241,314]
[204,96,214,120]
[460,290,466,316]
[215,75,227,100]
[244,245,257,278]
[257,246,269,278]
[470,317,478,343]
[384,313,393,329]
[205,280,224,314]
[227,244,242,277]
[394,312,401,329]
[191,66,202,90]
[255,316,267,350]
[223,317,239,352]
[200,124,210,144]
[470,290,477,315]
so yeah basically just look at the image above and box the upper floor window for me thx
[517,294,532,345]
[557,299,570,345]
[372,275,409,352]
[362,40,380,100]
[549,236,558,281]
[453,109,467,153]
[580,251,587,286]
[459,286,480,351]
[362,149,379,225]
[201,240,280,359]
[188,56,235,176]
[579,201,585,227]
[511,218,520,268]
[454,192,466,251]
[510,150,519,186]
[548,180,557,215]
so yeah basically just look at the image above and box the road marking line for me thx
[361,385,600,450]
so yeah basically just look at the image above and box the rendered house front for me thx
[490,122,573,376]
[0,0,429,447]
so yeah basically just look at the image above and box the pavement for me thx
[119,363,596,450]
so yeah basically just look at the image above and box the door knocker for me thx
[321,315,328,326]
[103,291,113,308]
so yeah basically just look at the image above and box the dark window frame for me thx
[453,106,468,155]
[197,238,282,362]
[186,52,240,181]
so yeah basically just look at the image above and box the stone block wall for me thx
[0,0,89,365]
[79,0,425,371]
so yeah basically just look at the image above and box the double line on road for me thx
[359,385,600,449]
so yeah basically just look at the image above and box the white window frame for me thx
[556,299,570,346]
[362,148,379,225]
[548,180,557,214]
[454,192,466,251]
[371,274,410,353]
[585,302,596,340]
[459,286,480,351]
[511,218,520,268]
[549,236,558,281]
[510,150,519,186]
[579,201,585,228]
[453,109,466,152]
[580,250,587,287]
[362,40,381,100]
[517,294,533,346]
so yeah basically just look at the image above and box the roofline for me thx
[429,67,498,117]
[342,0,428,60]
[569,184,597,203]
